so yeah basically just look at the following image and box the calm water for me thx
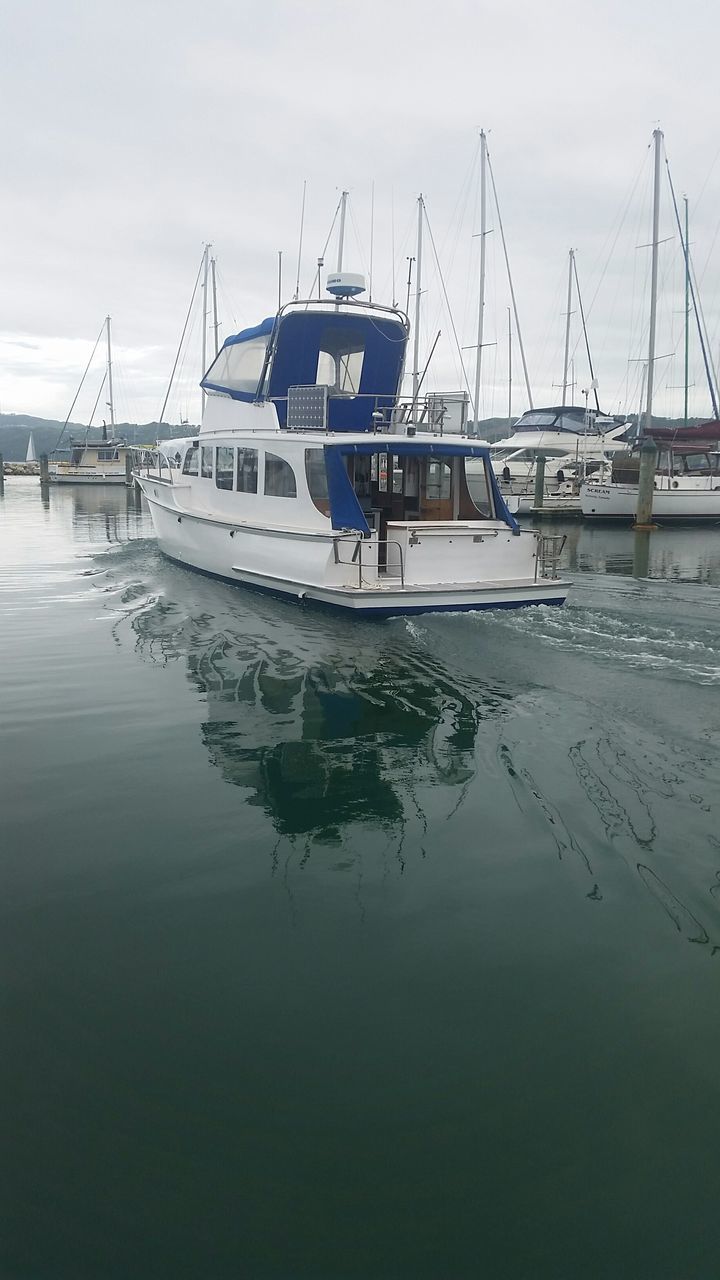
[2,478,720,1278]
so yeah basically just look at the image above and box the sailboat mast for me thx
[561,249,573,407]
[211,255,220,358]
[644,128,663,433]
[106,315,115,429]
[504,305,509,427]
[684,195,689,428]
[473,129,488,428]
[201,243,210,406]
[412,195,424,415]
[337,191,348,272]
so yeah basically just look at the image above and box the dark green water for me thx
[2,479,720,1279]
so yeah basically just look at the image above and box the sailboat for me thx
[490,248,632,512]
[581,131,720,521]
[25,433,36,463]
[48,317,133,485]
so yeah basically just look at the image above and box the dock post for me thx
[39,453,50,484]
[633,439,658,530]
[0,452,4,493]
[533,454,546,512]
[125,452,133,486]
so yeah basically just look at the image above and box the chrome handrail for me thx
[332,533,405,588]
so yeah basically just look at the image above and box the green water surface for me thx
[2,480,720,1278]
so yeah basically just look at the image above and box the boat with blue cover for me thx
[134,276,569,615]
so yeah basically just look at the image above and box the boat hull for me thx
[581,483,720,521]
[138,481,569,616]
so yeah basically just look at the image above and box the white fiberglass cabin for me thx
[135,284,569,616]
[492,407,631,485]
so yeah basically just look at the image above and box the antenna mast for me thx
[293,180,307,301]
[337,190,349,272]
[473,129,488,429]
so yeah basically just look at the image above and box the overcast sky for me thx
[2,0,720,426]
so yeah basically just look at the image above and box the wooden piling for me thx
[633,439,658,530]
[533,455,546,510]
[39,453,49,484]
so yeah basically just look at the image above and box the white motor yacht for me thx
[135,278,569,617]
[491,406,631,503]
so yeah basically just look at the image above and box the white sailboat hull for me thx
[581,482,720,520]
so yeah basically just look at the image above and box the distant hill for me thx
[0,414,197,462]
[1,410,712,461]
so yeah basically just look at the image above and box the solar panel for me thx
[286,384,328,431]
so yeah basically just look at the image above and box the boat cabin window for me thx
[305,449,330,515]
[237,448,258,493]
[315,327,365,395]
[97,448,118,462]
[215,447,235,490]
[201,446,213,479]
[517,411,557,428]
[183,445,199,476]
[71,447,83,466]
[264,453,297,498]
[204,336,269,396]
[682,452,712,473]
[463,460,492,517]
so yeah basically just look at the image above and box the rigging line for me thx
[53,320,106,452]
[348,202,370,279]
[87,370,108,428]
[306,195,343,301]
[422,201,474,406]
[572,255,600,411]
[665,154,719,417]
[584,146,650,321]
[158,248,205,429]
[293,179,307,301]
[486,148,533,407]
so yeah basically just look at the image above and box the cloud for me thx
[1,0,719,421]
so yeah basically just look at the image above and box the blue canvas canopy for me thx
[202,307,407,431]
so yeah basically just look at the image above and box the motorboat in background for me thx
[135,268,569,616]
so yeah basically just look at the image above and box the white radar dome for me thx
[326,272,366,298]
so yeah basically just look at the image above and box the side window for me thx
[215,447,235,490]
[264,453,297,498]
[463,459,493,517]
[182,446,199,476]
[201,446,213,478]
[305,449,329,514]
[236,448,258,493]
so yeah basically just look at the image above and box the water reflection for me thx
[123,589,514,850]
[70,484,145,544]
[555,520,720,585]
